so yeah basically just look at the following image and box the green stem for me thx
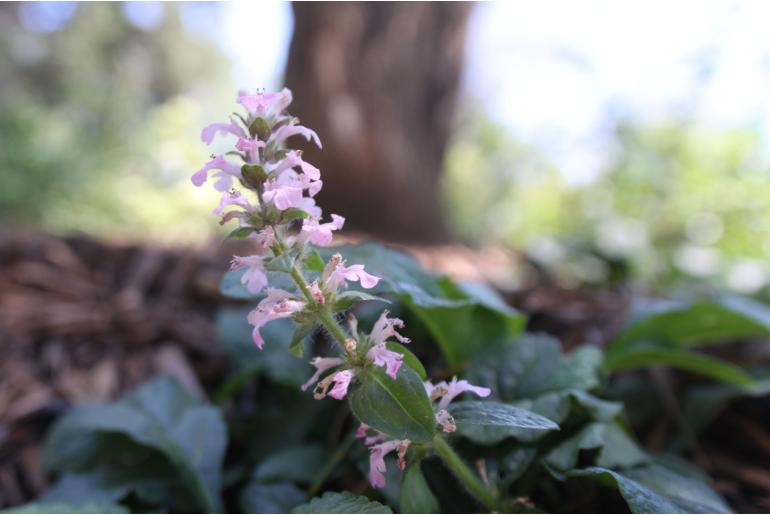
[289,264,350,348]
[433,435,498,512]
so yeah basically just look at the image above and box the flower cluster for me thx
[193,88,492,490]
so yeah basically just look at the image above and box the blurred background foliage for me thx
[1,1,770,294]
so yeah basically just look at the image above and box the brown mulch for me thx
[0,229,768,511]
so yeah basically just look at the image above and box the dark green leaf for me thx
[239,482,306,514]
[249,117,271,140]
[43,376,227,512]
[333,290,390,311]
[401,463,440,514]
[468,334,603,401]
[303,250,326,272]
[280,208,310,223]
[317,243,526,367]
[242,164,267,188]
[386,341,427,380]
[605,344,754,386]
[570,465,730,513]
[254,444,330,484]
[292,491,392,514]
[610,295,770,350]
[448,401,559,445]
[545,422,647,471]
[225,227,254,240]
[349,367,436,441]
[289,322,315,358]
[216,309,312,386]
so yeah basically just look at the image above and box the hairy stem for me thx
[433,435,498,512]
[289,264,350,348]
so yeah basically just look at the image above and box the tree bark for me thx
[285,2,472,243]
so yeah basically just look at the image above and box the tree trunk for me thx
[285,2,472,243]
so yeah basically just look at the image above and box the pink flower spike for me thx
[262,181,305,211]
[269,150,321,181]
[272,123,322,149]
[327,263,380,292]
[247,289,305,349]
[436,377,492,410]
[328,369,355,400]
[301,357,344,391]
[213,190,255,217]
[370,311,410,345]
[201,118,247,145]
[368,440,400,488]
[237,88,293,118]
[299,214,345,247]
[191,155,242,191]
[367,344,404,380]
[230,255,268,295]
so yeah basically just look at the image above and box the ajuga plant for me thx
[190,88,558,511]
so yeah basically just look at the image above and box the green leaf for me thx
[401,463,440,514]
[249,117,271,140]
[225,226,254,240]
[386,341,427,380]
[447,401,559,445]
[216,309,312,386]
[333,290,390,311]
[316,243,526,367]
[544,422,648,471]
[253,444,330,484]
[498,447,538,489]
[349,366,436,441]
[292,491,392,514]
[605,344,754,386]
[468,334,603,401]
[239,482,306,514]
[241,163,267,188]
[43,376,227,512]
[280,207,311,223]
[289,322,315,358]
[303,250,326,272]
[570,465,731,513]
[682,368,770,432]
[2,502,128,514]
[610,295,770,350]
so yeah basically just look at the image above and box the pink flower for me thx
[299,215,345,247]
[268,150,321,181]
[367,344,404,380]
[425,377,492,410]
[247,289,305,349]
[237,88,293,118]
[262,171,323,214]
[272,123,322,149]
[191,155,242,191]
[368,440,400,488]
[370,311,410,345]
[356,423,388,446]
[301,357,344,391]
[230,255,268,295]
[262,181,304,211]
[213,191,257,225]
[235,137,266,163]
[308,281,325,304]
[326,262,380,292]
[201,118,247,145]
[328,369,354,400]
